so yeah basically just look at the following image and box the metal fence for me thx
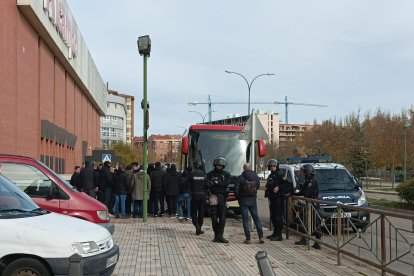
[285,195,414,276]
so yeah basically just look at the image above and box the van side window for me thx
[0,162,53,198]
[286,170,293,184]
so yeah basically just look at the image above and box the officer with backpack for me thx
[236,163,264,244]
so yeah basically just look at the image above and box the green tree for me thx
[110,142,142,166]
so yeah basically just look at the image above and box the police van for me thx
[279,156,370,231]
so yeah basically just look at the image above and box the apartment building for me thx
[210,110,280,145]
[133,135,181,163]
[209,111,314,147]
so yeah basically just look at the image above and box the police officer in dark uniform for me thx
[265,159,289,241]
[294,163,322,249]
[190,166,207,235]
[207,156,230,243]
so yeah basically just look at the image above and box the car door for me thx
[0,162,61,213]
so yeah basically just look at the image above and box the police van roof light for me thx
[286,155,332,164]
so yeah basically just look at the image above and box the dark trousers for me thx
[149,191,160,214]
[125,194,132,215]
[269,197,284,236]
[159,192,166,214]
[210,193,227,237]
[166,195,178,216]
[191,194,205,228]
[101,188,112,212]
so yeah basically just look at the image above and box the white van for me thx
[0,175,119,276]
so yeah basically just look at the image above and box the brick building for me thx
[133,135,181,164]
[0,0,107,173]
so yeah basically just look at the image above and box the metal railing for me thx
[285,195,414,276]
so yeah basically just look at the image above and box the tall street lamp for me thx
[403,121,410,181]
[137,35,151,222]
[188,110,216,123]
[225,70,275,116]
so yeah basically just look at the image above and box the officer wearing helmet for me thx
[206,156,230,243]
[264,159,290,241]
[294,163,321,249]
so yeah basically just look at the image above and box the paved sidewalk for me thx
[111,216,380,276]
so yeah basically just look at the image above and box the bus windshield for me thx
[188,129,249,176]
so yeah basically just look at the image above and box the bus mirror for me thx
[181,136,188,154]
[258,140,265,157]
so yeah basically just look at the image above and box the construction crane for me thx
[275,96,327,124]
[188,95,327,124]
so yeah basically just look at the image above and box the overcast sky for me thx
[67,0,414,136]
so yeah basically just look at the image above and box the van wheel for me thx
[3,258,51,276]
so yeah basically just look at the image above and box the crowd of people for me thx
[69,157,321,249]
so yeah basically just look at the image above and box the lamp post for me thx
[188,95,213,123]
[137,35,151,222]
[188,110,216,123]
[225,70,275,116]
[403,121,410,181]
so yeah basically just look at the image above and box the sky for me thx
[66,0,414,136]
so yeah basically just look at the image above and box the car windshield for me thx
[188,130,249,176]
[0,175,40,217]
[295,168,356,191]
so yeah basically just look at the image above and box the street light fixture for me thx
[137,35,151,223]
[188,110,216,123]
[225,70,275,116]
[403,121,410,181]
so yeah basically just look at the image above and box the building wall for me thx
[0,0,106,173]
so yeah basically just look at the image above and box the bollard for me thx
[255,251,276,276]
[68,253,83,276]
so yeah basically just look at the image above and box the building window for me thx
[101,128,109,137]
[103,116,110,124]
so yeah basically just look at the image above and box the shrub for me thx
[396,179,414,205]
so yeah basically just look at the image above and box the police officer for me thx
[294,164,322,249]
[265,159,289,241]
[190,166,207,235]
[207,156,230,243]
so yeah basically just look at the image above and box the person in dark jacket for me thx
[177,168,191,220]
[236,163,264,244]
[264,159,290,241]
[190,166,207,235]
[149,162,165,217]
[294,164,321,249]
[70,166,82,191]
[207,156,230,243]
[80,161,97,198]
[113,164,129,218]
[162,164,181,218]
[99,161,114,211]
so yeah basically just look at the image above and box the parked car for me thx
[0,154,114,234]
[0,174,119,275]
[279,157,370,231]
[257,170,271,180]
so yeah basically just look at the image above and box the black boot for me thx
[195,226,204,235]
[295,238,308,245]
[270,235,283,241]
[312,242,321,250]
[266,233,277,239]
[216,235,229,243]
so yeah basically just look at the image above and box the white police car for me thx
[279,156,370,231]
